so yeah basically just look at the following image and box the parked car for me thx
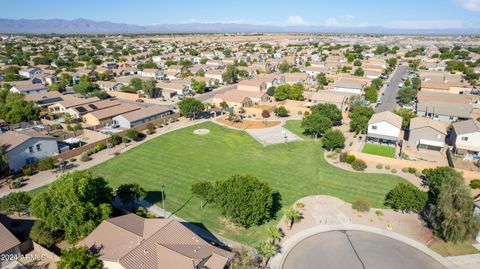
[398,83,404,87]
[402,103,414,110]
[135,99,144,103]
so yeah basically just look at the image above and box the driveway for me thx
[195,84,236,102]
[375,65,408,112]
[282,230,446,269]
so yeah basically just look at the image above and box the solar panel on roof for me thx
[75,107,87,113]
[88,104,98,109]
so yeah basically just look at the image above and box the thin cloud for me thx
[286,16,307,25]
[387,19,464,29]
[324,17,339,26]
[340,14,355,20]
[453,0,480,11]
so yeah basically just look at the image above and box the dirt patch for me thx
[217,118,281,129]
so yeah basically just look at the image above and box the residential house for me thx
[78,213,234,269]
[19,68,42,79]
[333,78,367,94]
[366,111,403,145]
[0,221,21,268]
[112,106,175,129]
[24,91,65,108]
[139,68,164,80]
[0,130,58,172]
[98,81,124,92]
[66,99,122,119]
[9,82,48,96]
[237,79,267,92]
[48,96,100,114]
[451,119,480,157]
[205,70,225,84]
[308,91,351,111]
[212,90,268,110]
[420,81,471,94]
[156,81,190,97]
[83,104,140,127]
[416,92,472,122]
[407,117,447,151]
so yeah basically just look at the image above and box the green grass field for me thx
[88,121,406,246]
[362,143,396,158]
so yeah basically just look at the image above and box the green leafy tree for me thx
[178,97,204,118]
[191,79,207,93]
[0,146,8,175]
[57,246,103,269]
[349,106,374,134]
[72,81,99,95]
[354,67,364,76]
[288,83,304,100]
[37,157,57,171]
[30,220,61,247]
[364,85,378,103]
[274,106,289,117]
[0,90,40,124]
[316,73,328,85]
[398,86,417,104]
[273,85,290,101]
[384,183,428,213]
[371,78,384,90]
[0,192,31,215]
[321,129,346,151]
[394,109,417,128]
[191,181,214,208]
[116,183,146,206]
[278,61,290,73]
[429,168,480,242]
[142,78,157,98]
[424,167,460,202]
[29,170,113,243]
[212,174,274,228]
[301,113,332,138]
[129,77,143,91]
[223,64,238,84]
[353,59,362,66]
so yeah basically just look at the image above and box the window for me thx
[36,144,42,151]
[461,137,468,141]
[28,146,34,153]
[371,125,377,130]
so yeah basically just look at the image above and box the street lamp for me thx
[160,185,166,219]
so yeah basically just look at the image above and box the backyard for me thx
[86,121,406,246]
[362,143,396,158]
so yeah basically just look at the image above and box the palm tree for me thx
[63,113,73,124]
[285,207,302,230]
[267,226,283,244]
[257,242,278,268]
[219,101,229,115]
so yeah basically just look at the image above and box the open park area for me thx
[88,121,407,246]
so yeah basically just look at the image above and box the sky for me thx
[1,0,480,29]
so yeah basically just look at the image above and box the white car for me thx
[398,83,404,87]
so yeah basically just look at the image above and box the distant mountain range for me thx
[1,18,480,35]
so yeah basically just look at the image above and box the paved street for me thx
[282,230,446,269]
[195,84,236,102]
[375,65,408,112]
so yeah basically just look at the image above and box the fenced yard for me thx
[362,143,396,158]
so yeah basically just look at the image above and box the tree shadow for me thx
[145,191,166,204]
[270,191,282,220]
[169,196,193,217]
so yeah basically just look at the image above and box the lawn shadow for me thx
[145,191,165,204]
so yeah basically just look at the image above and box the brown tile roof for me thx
[0,222,20,253]
[87,104,140,120]
[71,99,122,115]
[78,214,233,269]
[409,117,447,134]
[57,96,100,109]
[118,106,172,122]
[453,119,480,135]
[368,111,402,128]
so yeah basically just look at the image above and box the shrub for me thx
[352,199,370,212]
[126,129,141,141]
[23,167,33,176]
[384,183,428,213]
[96,142,106,151]
[408,167,417,174]
[8,178,22,189]
[80,153,91,162]
[402,167,409,173]
[274,106,289,117]
[122,137,131,143]
[375,210,384,216]
[30,221,61,248]
[69,158,76,162]
[376,164,383,169]
[391,168,398,173]
[385,165,391,170]
[146,123,156,134]
[415,172,422,178]
[345,154,356,164]
[470,179,480,189]
[37,157,56,171]
[334,148,342,153]
[339,152,347,163]
[351,159,367,171]
[109,134,122,146]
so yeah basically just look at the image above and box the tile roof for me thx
[0,221,20,253]
[368,111,403,128]
[452,119,480,135]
